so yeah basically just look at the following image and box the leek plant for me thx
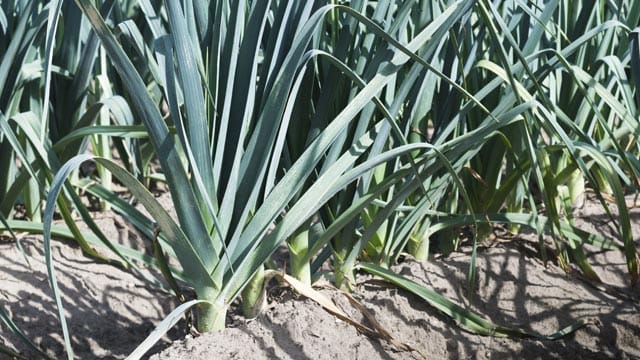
[59,0,469,338]
[280,0,482,289]
[51,0,505,346]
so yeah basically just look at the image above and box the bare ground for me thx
[1,195,639,359]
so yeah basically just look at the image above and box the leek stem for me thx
[241,265,266,319]
[288,222,311,285]
[195,288,225,332]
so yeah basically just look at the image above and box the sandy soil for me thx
[1,195,639,359]
[0,210,181,359]
[151,246,639,360]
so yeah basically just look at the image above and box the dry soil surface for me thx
[1,195,639,359]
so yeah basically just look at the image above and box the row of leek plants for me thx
[286,0,640,298]
[322,0,640,290]
[1,0,639,359]
[43,1,571,359]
